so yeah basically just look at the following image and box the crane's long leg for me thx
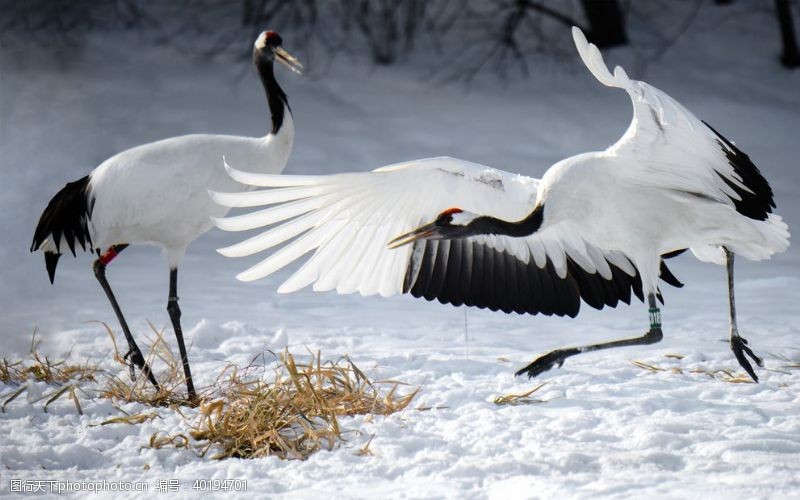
[93,244,160,390]
[515,294,664,378]
[166,268,197,402]
[725,248,763,382]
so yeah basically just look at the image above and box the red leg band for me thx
[99,247,119,265]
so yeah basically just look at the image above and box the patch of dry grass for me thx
[150,349,419,460]
[96,321,197,407]
[632,350,800,382]
[1,332,98,385]
[1,332,99,414]
[631,354,757,383]
[5,325,420,460]
[769,352,800,373]
[1,324,193,413]
[494,382,548,406]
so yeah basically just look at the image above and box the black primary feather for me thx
[30,175,95,283]
[703,121,775,221]
[403,239,682,317]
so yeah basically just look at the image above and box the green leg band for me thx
[649,307,661,329]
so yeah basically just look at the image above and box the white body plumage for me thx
[89,123,293,267]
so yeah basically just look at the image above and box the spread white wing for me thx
[212,157,653,317]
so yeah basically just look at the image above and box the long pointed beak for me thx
[274,47,303,75]
[387,222,440,249]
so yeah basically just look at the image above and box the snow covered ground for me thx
[1,5,800,498]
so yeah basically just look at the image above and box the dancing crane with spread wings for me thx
[211,27,788,382]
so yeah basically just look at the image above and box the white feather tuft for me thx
[572,26,618,88]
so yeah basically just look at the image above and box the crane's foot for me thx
[515,347,581,379]
[730,335,763,383]
[122,348,161,390]
[122,349,138,382]
[186,392,201,408]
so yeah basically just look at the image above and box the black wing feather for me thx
[703,121,775,221]
[405,238,678,317]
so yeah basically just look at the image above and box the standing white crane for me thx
[30,31,302,402]
[211,28,789,382]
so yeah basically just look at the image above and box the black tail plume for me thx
[31,175,95,283]
[45,252,60,284]
[659,249,686,289]
[658,261,684,289]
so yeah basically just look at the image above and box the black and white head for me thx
[387,208,480,249]
[254,31,303,74]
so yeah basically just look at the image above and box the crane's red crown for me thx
[264,31,282,46]
[440,208,463,216]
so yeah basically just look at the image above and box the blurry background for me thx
[2,0,799,76]
[1,0,798,353]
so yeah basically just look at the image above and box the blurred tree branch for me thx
[433,0,584,82]
[775,0,800,68]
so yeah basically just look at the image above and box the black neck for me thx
[467,204,545,238]
[254,54,289,135]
